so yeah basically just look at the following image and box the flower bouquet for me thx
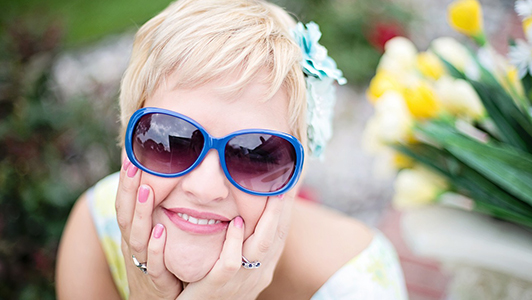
[363,0,532,229]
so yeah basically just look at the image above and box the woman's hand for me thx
[178,192,293,300]
[116,156,292,300]
[116,157,182,300]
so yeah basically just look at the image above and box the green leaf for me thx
[520,73,532,106]
[419,121,532,206]
[468,80,532,153]
[394,143,532,220]
[474,201,532,229]
[437,56,466,80]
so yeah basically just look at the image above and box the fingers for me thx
[129,185,155,261]
[209,217,245,283]
[117,156,155,262]
[177,217,245,300]
[245,194,290,257]
[147,224,182,294]
[116,157,141,238]
[275,194,294,241]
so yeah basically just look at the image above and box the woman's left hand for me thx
[178,193,293,300]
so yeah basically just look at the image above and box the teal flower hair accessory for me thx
[292,22,347,158]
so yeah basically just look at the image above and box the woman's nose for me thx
[180,150,230,204]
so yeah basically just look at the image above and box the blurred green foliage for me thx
[2,0,171,45]
[0,17,121,300]
[4,0,414,84]
[0,0,413,298]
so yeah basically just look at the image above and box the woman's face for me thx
[141,71,294,282]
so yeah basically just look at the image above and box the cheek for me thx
[140,173,180,207]
[240,191,296,239]
[237,198,268,239]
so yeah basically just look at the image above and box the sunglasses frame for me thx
[125,107,305,196]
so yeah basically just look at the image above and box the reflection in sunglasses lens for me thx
[225,134,296,193]
[132,114,204,174]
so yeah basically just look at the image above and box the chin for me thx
[163,234,224,283]
[167,261,209,283]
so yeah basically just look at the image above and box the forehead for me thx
[144,71,291,136]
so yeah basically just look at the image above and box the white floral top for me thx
[88,173,408,299]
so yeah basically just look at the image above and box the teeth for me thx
[188,216,198,224]
[177,212,221,225]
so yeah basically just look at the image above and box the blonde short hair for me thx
[119,0,307,146]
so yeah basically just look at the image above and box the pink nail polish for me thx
[234,216,243,229]
[153,224,164,239]
[127,164,138,178]
[138,185,149,203]
[122,157,131,171]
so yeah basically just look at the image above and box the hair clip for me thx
[291,22,346,158]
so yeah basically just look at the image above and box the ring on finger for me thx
[132,255,148,274]
[241,256,261,269]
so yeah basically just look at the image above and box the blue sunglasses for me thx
[125,107,304,196]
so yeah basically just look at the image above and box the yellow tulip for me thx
[403,81,441,119]
[393,152,414,169]
[366,71,403,103]
[393,166,447,210]
[447,0,486,45]
[416,51,445,80]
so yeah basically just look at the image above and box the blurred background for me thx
[0,0,522,299]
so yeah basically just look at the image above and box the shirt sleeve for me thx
[87,172,129,300]
[310,230,408,300]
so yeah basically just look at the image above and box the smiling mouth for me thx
[177,213,222,225]
[163,208,229,234]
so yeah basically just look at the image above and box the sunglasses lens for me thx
[225,134,297,193]
[132,113,204,175]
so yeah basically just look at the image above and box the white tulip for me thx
[362,114,388,154]
[362,91,414,152]
[378,37,418,75]
[430,37,479,79]
[434,75,485,120]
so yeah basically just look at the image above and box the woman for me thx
[56,0,407,299]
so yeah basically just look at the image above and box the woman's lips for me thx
[163,207,230,234]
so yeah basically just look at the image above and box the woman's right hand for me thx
[116,157,183,300]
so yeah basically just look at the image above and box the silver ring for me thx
[241,256,261,269]
[132,255,148,274]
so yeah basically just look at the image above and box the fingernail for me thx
[277,194,285,199]
[153,224,164,239]
[234,216,243,229]
[127,164,138,178]
[122,157,131,171]
[138,185,149,203]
